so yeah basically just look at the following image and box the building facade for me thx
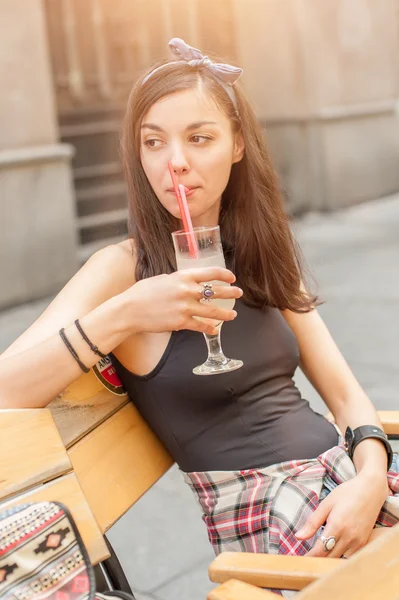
[1,0,398,308]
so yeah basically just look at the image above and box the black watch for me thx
[344,425,393,470]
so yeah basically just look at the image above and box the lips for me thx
[166,186,198,193]
[184,187,198,198]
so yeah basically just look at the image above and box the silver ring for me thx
[320,535,337,552]
[201,283,215,302]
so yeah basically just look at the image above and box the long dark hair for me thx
[121,57,317,312]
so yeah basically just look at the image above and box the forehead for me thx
[142,88,229,129]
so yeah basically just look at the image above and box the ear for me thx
[232,132,245,164]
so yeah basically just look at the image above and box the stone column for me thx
[233,0,399,212]
[0,0,78,309]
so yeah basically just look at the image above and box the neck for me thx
[191,216,219,228]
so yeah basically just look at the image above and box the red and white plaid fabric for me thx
[183,445,399,597]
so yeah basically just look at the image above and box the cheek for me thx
[203,146,234,194]
[141,153,163,191]
[140,153,175,213]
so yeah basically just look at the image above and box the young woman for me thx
[1,38,398,584]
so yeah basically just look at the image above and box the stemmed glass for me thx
[172,226,243,375]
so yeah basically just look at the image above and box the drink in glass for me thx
[172,226,243,375]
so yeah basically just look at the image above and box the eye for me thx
[191,135,212,144]
[143,138,163,148]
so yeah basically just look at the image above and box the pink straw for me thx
[168,162,198,258]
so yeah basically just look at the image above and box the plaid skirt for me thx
[183,444,399,598]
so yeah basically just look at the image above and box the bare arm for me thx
[282,307,391,558]
[0,245,136,408]
[281,307,387,478]
[0,242,241,409]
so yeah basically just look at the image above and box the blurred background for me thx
[1,1,399,599]
[1,0,399,308]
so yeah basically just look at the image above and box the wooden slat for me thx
[208,580,279,600]
[298,523,399,600]
[48,368,128,447]
[0,473,109,565]
[213,526,399,599]
[377,411,399,436]
[209,553,339,591]
[68,402,174,532]
[0,409,71,501]
[324,410,399,436]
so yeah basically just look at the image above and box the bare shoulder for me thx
[114,238,136,261]
[47,239,137,311]
[87,239,136,290]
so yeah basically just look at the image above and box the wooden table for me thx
[0,366,173,565]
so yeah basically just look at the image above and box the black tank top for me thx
[110,299,338,472]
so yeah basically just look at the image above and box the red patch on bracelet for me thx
[92,355,126,396]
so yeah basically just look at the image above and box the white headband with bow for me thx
[142,37,243,112]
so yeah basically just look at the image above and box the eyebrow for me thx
[141,120,218,132]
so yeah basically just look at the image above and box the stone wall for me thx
[234,0,399,212]
[0,0,78,309]
[1,0,398,308]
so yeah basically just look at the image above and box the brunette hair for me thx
[121,57,317,312]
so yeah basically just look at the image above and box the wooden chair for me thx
[0,366,173,593]
[207,519,399,599]
[208,412,399,597]
[1,365,398,597]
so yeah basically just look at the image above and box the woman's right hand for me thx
[119,267,243,336]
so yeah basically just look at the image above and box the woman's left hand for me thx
[295,472,389,558]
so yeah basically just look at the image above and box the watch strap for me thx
[348,425,393,470]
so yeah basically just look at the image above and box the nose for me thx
[169,143,190,175]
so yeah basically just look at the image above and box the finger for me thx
[309,525,371,558]
[328,532,370,558]
[296,502,331,540]
[306,523,349,558]
[306,536,348,558]
[182,267,236,284]
[325,538,353,559]
[306,521,355,558]
[341,547,356,559]
[185,317,220,336]
[341,540,367,559]
[194,284,243,301]
[192,301,237,323]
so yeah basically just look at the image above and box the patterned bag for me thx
[0,501,135,600]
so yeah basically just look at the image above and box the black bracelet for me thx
[345,425,393,470]
[59,328,90,373]
[74,319,107,359]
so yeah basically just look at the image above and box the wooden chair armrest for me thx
[0,409,72,501]
[209,525,399,600]
[325,410,399,436]
[209,552,339,591]
[208,579,280,600]
[377,411,399,436]
[296,524,399,600]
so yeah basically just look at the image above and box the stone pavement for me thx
[1,193,398,599]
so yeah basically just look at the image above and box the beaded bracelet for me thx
[74,319,107,359]
[59,328,90,373]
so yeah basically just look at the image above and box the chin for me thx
[161,200,181,220]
